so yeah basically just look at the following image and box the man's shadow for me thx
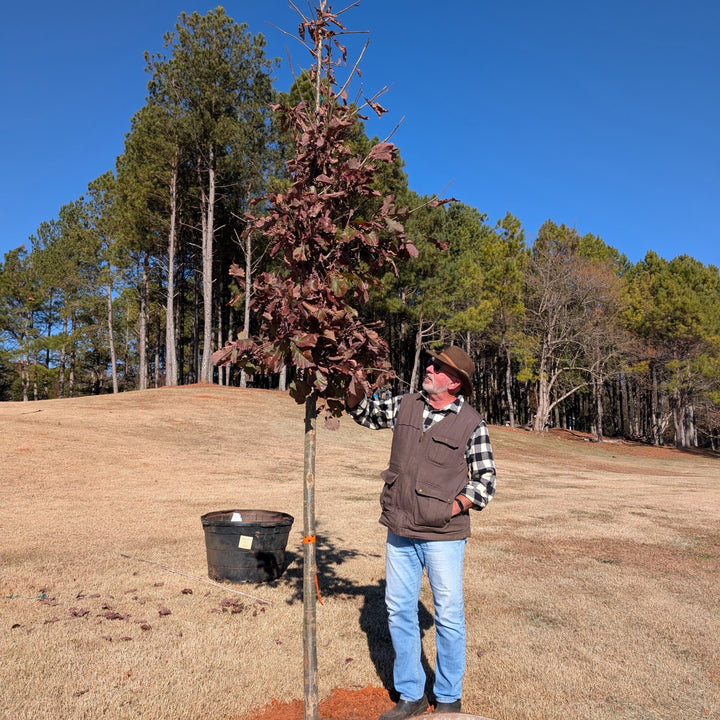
[358,578,436,701]
[280,526,437,701]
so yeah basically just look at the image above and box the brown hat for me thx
[427,346,474,397]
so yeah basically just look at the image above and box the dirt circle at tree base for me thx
[234,685,495,720]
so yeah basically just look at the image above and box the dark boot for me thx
[379,695,429,719]
[433,699,461,713]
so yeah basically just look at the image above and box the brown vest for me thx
[379,393,482,540]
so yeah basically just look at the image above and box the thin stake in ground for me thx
[119,553,271,605]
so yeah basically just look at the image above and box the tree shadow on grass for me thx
[278,524,436,700]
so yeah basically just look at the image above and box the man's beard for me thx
[422,375,452,396]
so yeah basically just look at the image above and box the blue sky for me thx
[1,0,718,269]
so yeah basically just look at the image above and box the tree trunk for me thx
[177,262,186,384]
[192,266,200,383]
[672,397,685,448]
[683,362,698,447]
[69,314,76,397]
[222,301,235,387]
[32,357,39,401]
[533,362,552,432]
[138,258,149,391]
[21,361,29,402]
[216,293,224,386]
[595,378,604,442]
[154,307,161,388]
[671,391,697,449]
[651,363,662,446]
[687,402,697,447]
[409,315,424,393]
[107,282,119,394]
[123,309,131,391]
[504,343,515,428]
[200,145,216,385]
[619,374,629,438]
[303,391,319,720]
[59,316,68,399]
[165,158,179,386]
[239,225,253,389]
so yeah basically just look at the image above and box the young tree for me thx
[213,3,443,717]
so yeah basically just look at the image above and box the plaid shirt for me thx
[349,391,496,510]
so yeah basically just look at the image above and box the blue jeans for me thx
[384,529,467,703]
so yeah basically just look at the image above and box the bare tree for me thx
[523,222,627,433]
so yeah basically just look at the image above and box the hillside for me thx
[2,386,718,720]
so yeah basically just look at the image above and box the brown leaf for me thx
[365,98,388,118]
[293,333,318,349]
[367,142,395,163]
[69,607,89,617]
[220,598,244,614]
[404,242,419,258]
[426,236,450,251]
[325,416,341,431]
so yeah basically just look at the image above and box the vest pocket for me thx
[427,435,460,466]
[413,479,453,528]
[380,469,398,513]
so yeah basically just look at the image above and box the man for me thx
[347,346,497,718]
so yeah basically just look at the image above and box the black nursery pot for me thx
[201,509,294,583]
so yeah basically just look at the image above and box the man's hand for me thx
[452,497,469,516]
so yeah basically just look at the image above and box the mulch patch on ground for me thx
[234,685,401,720]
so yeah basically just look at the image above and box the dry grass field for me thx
[2,385,719,720]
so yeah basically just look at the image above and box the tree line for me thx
[1,8,719,450]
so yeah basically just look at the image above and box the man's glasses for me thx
[428,358,451,374]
